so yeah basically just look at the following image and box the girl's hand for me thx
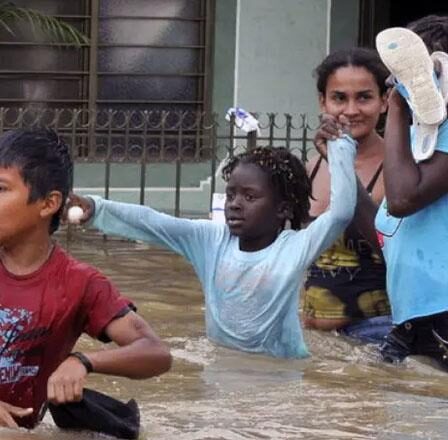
[64,193,95,224]
[314,113,350,159]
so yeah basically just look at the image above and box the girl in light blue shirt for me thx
[71,140,356,358]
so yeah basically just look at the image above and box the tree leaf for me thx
[0,2,89,47]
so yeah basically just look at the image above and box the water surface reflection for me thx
[1,232,448,439]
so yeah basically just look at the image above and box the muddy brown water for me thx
[1,231,448,439]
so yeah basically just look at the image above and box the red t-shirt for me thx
[0,245,133,428]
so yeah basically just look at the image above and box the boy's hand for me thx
[385,75,409,114]
[47,356,89,405]
[0,401,33,428]
[314,114,351,159]
[387,86,409,112]
[63,193,95,225]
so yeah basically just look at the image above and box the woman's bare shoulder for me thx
[306,153,325,173]
[306,153,329,182]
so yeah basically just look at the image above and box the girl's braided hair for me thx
[222,146,311,230]
[408,15,448,54]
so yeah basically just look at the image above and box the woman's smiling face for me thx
[320,65,388,141]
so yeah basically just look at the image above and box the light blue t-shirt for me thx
[89,137,357,358]
[375,120,448,324]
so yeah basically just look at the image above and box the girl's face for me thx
[224,163,286,252]
[319,66,387,141]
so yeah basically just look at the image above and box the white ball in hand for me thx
[67,206,84,224]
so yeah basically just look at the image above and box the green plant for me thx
[0,2,88,46]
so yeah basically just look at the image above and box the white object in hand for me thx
[67,206,84,224]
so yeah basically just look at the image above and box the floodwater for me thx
[2,231,448,440]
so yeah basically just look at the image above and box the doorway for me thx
[358,0,448,47]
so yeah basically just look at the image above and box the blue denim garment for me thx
[339,315,393,344]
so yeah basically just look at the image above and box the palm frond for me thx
[0,2,89,47]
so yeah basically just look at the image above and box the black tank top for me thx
[304,155,387,318]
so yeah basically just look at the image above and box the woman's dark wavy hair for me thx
[407,14,448,54]
[314,47,389,96]
[0,128,73,234]
[222,146,311,230]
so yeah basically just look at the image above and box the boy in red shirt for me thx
[0,129,171,430]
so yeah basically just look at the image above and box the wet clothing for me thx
[380,311,448,371]
[339,315,393,344]
[89,136,357,359]
[0,245,132,428]
[49,388,140,439]
[303,158,390,322]
[375,120,448,325]
[376,119,448,366]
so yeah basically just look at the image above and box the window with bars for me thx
[0,0,213,110]
[0,0,214,160]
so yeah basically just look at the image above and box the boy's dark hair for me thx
[314,47,389,96]
[407,15,448,54]
[0,128,73,234]
[222,146,311,230]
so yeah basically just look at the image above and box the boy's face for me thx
[0,166,49,245]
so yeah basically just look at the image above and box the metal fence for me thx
[0,107,318,215]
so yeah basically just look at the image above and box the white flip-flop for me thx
[376,27,446,125]
[410,52,448,162]
[411,119,439,162]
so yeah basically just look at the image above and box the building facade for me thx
[1,0,447,215]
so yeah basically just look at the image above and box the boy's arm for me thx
[300,135,357,265]
[47,312,171,405]
[47,272,171,405]
[351,178,383,255]
[383,89,448,217]
[90,311,171,377]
